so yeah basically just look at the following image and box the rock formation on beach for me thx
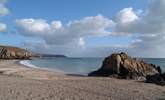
[0,45,32,59]
[145,65,165,85]
[89,52,160,80]
[146,73,165,85]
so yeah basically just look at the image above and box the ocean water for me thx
[27,57,104,75]
[24,58,165,75]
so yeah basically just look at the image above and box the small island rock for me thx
[89,52,159,80]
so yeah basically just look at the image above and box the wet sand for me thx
[0,60,164,100]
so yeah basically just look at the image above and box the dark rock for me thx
[156,66,162,74]
[146,73,165,85]
[89,52,159,80]
[160,73,165,80]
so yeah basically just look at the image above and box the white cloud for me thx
[0,0,9,16]
[0,23,6,32]
[79,37,85,47]
[113,0,165,35]
[16,15,115,46]
[0,0,8,32]
[51,21,62,29]
[113,0,165,57]
[0,4,8,16]
[17,0,165,57]
[16,19,50,36]
[114,7,138,24]
[67,15,115,36]
[112,7,140,35]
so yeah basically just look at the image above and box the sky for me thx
[0,0,165,57]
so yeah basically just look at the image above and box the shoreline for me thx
[0,60,67,80]
[19,60,88,77]
[0,60,164,100]
[18,60,66,74]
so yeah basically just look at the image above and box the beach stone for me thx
[89,52,160,80]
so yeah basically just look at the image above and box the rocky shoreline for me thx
[89,52,165,85]
[0,45,165,86]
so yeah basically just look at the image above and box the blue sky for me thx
[7,0,147,21]
[0,0,165,57]
[1,0,147,45]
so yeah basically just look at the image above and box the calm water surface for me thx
[28,57,165,75]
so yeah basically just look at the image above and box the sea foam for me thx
[19,60,65,73]
[19,60,40,69]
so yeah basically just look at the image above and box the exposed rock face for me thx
[0,46,32,59]
[89,52,159,80]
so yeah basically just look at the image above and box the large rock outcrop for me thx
[89,52,160,80]
[0,45,32,59]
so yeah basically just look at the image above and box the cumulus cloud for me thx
[0,0,9,16]
[17,0,165,57]
[97,0,165,57]
[113,0,165,35]
[120,0,165,57]
[0,23,6,32]
[79,37,85,47]
[112,7,139,35]
[51,21,62,29]
[16,15,115,46]
[0,0,9,32]
[16,19,50,36]
[114,8,138,24]
[0,4,8,16]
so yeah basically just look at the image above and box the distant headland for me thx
[0,45,67,59]
[0,45,32,59]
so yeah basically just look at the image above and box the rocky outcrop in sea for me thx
[89,52,160,80]
[0,45,32,59]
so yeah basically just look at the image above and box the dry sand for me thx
[0,60,164,100]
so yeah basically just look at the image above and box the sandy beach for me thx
[0,60,164,100]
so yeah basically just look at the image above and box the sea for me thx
[20,57,165,75]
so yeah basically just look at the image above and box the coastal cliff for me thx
[89,52,160,80]
[0,45,32,59]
